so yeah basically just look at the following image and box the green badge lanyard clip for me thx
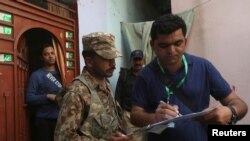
[157,55,188,103]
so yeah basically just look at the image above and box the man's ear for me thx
[184,38,188,49]
[84,56,94,68]
[150,40,154,50]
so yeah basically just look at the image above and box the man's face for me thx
[92,55,116,78]
[41,46,56,66]
[150,28,186,67]
[131,58,144,71]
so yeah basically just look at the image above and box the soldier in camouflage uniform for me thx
[54,32,132,141]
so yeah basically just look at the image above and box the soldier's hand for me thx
[108,132,132,141]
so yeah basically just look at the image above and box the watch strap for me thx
[227,105,238,125]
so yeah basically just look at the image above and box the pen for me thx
[160,100,182,117]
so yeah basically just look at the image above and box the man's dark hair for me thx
[150,14,187,41]
[81,50,96,58]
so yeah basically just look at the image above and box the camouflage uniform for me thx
[54,32,127,141]
[55,69,128,141]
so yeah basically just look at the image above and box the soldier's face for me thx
[131,58,144,71]
[92,54,116,78]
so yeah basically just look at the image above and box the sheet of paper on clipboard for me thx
[129,107,214,135]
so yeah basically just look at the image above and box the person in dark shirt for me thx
[130,14,248,141]
[115,49,144,112]
[115,49,144,141]
[26,44,62,141]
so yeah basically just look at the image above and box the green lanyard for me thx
[157,55,188,103]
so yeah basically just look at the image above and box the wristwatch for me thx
[227,105,238,125]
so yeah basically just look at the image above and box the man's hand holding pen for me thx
[154,100,182,122]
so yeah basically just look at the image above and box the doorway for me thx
[25,28,55,74]
[16,28,56,141]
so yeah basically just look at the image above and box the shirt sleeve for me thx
[54,81,99,141]
[207,61,231,100]
[26,72,49,105]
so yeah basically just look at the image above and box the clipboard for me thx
[128,108,214,135]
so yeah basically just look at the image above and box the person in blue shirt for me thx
[26,44,62,141]
[130,14,248,141]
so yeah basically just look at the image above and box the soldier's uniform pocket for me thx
[91,113,118,138]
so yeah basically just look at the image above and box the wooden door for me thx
[0,64,15,141]
[16,35,30,141]
[0,0,79,140]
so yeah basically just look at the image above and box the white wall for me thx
[107,0,159,91]
[77,0,159,92]
[172,0,250,124]
[77,0,107,70]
